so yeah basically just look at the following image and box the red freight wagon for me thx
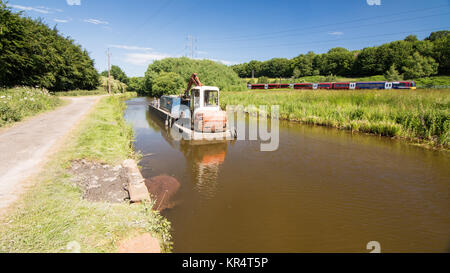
[294,83,313,89]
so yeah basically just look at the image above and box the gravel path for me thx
[0,96,102,211]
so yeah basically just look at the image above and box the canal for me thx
[125,97,449,253]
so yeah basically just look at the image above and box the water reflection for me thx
[126,97,450,253]
[146,108,229,199]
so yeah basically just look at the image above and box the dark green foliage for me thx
[101,65,128,84]
[0,2,99,91]
[426,31,450,42]
[127,77,145,92]
[143,57,245,96]
[402,52,438,79]
[151,72,184,97]
[384,64,403,81]
[232,31,449,79]
[257,76,269,84]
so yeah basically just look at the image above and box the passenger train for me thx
[247,81,417,90]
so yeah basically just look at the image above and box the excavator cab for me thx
[189,86,227,133]
[183,74,227,133]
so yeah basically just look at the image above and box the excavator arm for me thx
[184,73,203,97]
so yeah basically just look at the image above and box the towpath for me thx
[0,96,102,212]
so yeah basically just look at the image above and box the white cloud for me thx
[124,53,172,66]
[54,18,69,23]
[84,19,109,25]
[328,31,344,36]
[37,6,64,12]
[109,45,153,51]
[66,0,81,6]
[7,4,64,14]
[7,4,50,14]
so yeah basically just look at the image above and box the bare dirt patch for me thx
[69,159,130,203]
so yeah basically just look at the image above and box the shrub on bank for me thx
[0,87,62,127]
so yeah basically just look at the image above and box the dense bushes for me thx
[232,31,449,79]
[142,57,246,96]
[0,87,62,126]
[127,77,145,93]
[99,76,127,93]
[0,1,99,91]
[100,66,128,85]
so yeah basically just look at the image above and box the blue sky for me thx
[6,0,450,77]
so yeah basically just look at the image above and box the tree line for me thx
[231,32,450,80]
[0,1,99,91]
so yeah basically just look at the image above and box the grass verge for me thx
[221,89,449,149]
[0,93,172,253]
[0,87,63,127]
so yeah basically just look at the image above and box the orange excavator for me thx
[183,73,203,98]
[181,73,228,134]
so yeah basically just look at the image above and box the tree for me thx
[402,52,438,79]
[291,52,315,77]
[127,77,145,93]
[432,35,450,75]
[384,64,403,81]
[292,67,301,79]
[404,35,418,42]
[322,47,355,76]
[101,65,128,84]
[0,2,99,90]
[151,72,184,97]
[426,31,450,42]
[143,57,245,94]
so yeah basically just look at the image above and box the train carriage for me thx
[318,83,333,89]
[248,81,416,90]
[392,81,417,90]
[294,83,313,89]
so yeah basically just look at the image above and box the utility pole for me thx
[107,48,111,94]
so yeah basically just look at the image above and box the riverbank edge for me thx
[0,93,173,253]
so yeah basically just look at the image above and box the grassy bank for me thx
[0,93,172,253]
[0,87,62,127]
[221,89,449,149]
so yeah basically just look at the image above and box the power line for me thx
[204,11,450,45]
[202,26,449,51]
[205,4,449,43]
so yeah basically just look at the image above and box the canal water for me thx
[125,97,449,253]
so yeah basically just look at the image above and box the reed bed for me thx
[221,89,450,149]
